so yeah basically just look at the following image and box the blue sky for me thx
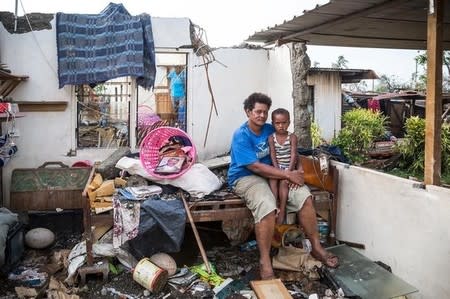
[3,0,420,82]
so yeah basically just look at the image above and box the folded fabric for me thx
[130,185,162,196]
[125,185,162,199]
[56,3,156,89]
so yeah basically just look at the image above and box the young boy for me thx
[268,108,302,225]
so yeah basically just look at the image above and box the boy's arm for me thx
[268,135,279,169]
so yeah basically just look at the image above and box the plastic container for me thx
[240,240,257,252]
[317,220,329,243]
[133,258,168,293]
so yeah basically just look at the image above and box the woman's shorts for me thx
[233,175,311,223]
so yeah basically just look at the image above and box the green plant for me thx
[440,123,450,174]
[397,117,426,174]
[332,108,388,163]
[397,117,450,175]
[311,121,322,148]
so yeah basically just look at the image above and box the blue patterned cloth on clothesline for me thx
[56,3,156,89]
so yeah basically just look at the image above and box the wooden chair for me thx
[299,154,339,244]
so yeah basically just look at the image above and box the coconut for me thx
[149,253,177,276]
[25,227,55,249]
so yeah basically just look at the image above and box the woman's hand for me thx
[285,169,304,187]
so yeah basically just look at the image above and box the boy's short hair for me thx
[243,93,272,111]
[271,108,290,121]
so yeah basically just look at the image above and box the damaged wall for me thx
[307,72,342,141]
[334,163,450,299]
[0,16,192,207]
[0,13,294,206]
[0,12,53,34]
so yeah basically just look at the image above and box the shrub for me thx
[397,117,425,174]
[397,116,450,175]
[332,108,388,163]
[311,121,323,148]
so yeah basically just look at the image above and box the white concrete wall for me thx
[151,17,191,49]
[334,162,450,299]
[190,45,294,161]
[267,45,294,121]
[307,72,342,141]
[189,48,270,160]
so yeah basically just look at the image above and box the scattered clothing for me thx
[113,197,140,248]
[368,98,381,112]
[0,208,19,267]
[118,186,163,200]
[168,69,186,98]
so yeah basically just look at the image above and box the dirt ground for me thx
[0,222,331,299]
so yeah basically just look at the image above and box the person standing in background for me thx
[168,66,186,130]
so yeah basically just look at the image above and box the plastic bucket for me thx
[133,258,168,293]
[271,224,303,248]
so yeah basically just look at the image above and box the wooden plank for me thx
[424,0,443,185]
[91,213,113,228]
[189,198,243,207]
[93,222,113,242]
[10,190,83,210]
[16,101,68,112]
[250,279,293,299]
[189,207,252,222]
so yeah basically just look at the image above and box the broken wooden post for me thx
[180,192,211,273]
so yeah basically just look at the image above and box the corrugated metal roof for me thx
[246,0,450,50]
[373,91,425,100]
[309,67,379,83]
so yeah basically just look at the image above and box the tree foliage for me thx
[375,74,412,92]
[332,55,348,69]
[414,50,450,91]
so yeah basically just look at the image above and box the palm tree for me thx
[332,55,349,69]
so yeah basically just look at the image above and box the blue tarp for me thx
[56,3,156,89]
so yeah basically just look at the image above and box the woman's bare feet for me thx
[311,246,339,268]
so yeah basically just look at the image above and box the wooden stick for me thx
[180,193,212,273]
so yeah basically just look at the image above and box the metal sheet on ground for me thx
[327,245,418,299]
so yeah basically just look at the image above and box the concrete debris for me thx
[14,286,38,298]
